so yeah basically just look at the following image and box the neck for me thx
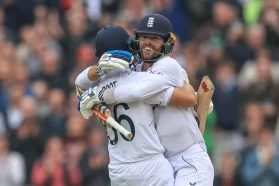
[142,62,152,72]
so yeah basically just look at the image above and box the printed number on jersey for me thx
[107,103,135,145]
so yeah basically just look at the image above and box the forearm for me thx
[75,66,99,89]
[143,87,174,106]
[113,74,171,103]
[88,66,100,81]
[75,66,100,98]
[169,82,197,107]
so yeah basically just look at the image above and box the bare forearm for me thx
[87,66,99,81]
[169,82,197,107]
[75,66,99,89]
[75,66,100,98]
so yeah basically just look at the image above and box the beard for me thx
[141,47,163,60]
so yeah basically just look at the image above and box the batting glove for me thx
[78,86,100,119]
[97,50,134,75]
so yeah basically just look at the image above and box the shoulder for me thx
[123,70,146,80]
[100,70,146,85]
[151,56,182,75]
[157,56,180,66]
[156,56,181,69]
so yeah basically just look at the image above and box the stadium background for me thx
[0,0,279,186]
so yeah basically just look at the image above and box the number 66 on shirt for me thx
[92,104,133,140]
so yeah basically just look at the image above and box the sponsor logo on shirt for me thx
[149,71,163,75]
[98,81,117,101]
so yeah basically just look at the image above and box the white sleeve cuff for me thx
[166,87,174,105]
[75,67,95,88]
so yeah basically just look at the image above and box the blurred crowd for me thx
[0,0,279,186]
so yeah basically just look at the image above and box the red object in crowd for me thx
[31,159,81,186]
[61,0,73,12]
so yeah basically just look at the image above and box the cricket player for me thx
[95,14,215,186]
[76,25,197,186]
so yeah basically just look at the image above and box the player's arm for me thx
[142,81,196,107]
[105,69,196,108]
[148,64,197,106]
[103,56,185,104]
[130,67,196,107]
[75,66,100,98]
[168,68,196,107]
[105,78,197,107]
[169,82,197,107]
[76,51,133,119]
[75,50,132,97]
[103,72,174,104]
[75,65,100,87]
[95,50,196,107]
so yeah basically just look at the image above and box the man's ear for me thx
[127,36,136,53]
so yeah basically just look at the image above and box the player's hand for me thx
[78,86,100,119]
[191,98,214,117]
[97,50,134,75]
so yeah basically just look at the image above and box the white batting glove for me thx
[97,50,134,75]
[208,101,214,114]
[78,86,100,119]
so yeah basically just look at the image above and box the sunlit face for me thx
[139,34,164,60]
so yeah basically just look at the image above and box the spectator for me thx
[241,124,279,186]
[259,6,279,48]
[242,102,265,148]
[214,152,237,186]
[66,90,82,117]
[243,24,265,60]
[32,136,81,186]
[238,47,279,90]
[213,61,239,131]
[16,25,42,78]
[35,48,68,92]
[182,42,206,89]
[3,84,25,131]
[32,80,51,120]
[239,48,279,117]
[60,0,88,75]
[0,1,277,185]
[225,22,252,72]
[79,127,110,186]
[243,0,279,24]
[68,43,97,88]
[44,89,67,137]
[9,96,48,184]
[0,134,25,186]
[0,7,16,42]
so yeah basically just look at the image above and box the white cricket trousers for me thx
[109,153,175,186]
[167,142,214,186]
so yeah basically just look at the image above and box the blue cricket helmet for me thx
[135,14,172,37]
[95,25,135,58]
[134,14,176,62]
